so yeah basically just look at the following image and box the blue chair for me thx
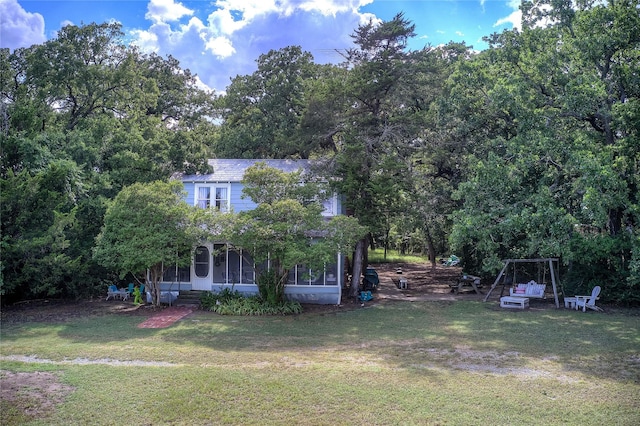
[106,285,119,300]
[127,283,135,295]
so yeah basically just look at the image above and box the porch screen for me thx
[194,246,210,278]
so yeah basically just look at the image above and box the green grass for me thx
[2,302,639,425]
[368,248,429,264]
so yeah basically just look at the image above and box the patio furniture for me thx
[574,286,602,312]
[500,296,529,309]
[450,274,482,294]
[106,285,129,301]
[564,297,577,309]
[442,255,460,266]
[146,291,179,305]
[509,281,546,298]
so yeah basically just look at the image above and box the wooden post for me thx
[483,260,509,302]
[548,259,560,308]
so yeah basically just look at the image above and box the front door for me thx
[192,245,212,290]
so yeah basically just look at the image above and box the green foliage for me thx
[256,269,286,306]
[1,22,214,303]
[563,232,637,304]
[200,287,241,306]
[2,4,638,306]
[214,46,324,158]
[0,160,98,302]
[200,287,303,315]
[202,163,366,304]
[93,181,198,306]
[448,1,640,303]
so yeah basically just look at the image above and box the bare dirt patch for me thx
[0,299,155,325]
[0,370,74,424]
[371,262,466,296]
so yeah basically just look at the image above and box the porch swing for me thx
[483,258,561,308]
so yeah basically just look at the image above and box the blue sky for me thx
[1,0,522,92]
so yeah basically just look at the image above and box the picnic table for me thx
[449,274,483,295]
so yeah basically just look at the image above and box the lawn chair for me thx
[442,255,460,266]
[127,283,135,296]
[362,268,379,292]
[106,285,120,301]
[574,286,602,312]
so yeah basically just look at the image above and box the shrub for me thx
[200,288,302,315]
[256,269,286,305]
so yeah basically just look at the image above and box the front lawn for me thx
[1,300,639,425]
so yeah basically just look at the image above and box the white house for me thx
[158,159,346,304]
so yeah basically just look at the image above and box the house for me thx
[158,159,346,304]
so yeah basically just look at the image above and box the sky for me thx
[1,0,522,92]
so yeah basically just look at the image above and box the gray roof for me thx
[181,159,312,182]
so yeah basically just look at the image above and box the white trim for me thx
[194,183,231,212]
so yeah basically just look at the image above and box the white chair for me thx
[574,286,602,312]
[106,285,120,300]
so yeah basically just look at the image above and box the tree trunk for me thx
[383,227,390,260]
[425,227,437,268]
[349,238,366,299]
[149,264,163,306]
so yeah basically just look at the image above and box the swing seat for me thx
[509,281,546,298]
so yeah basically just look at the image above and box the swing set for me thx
[483,258,561,308]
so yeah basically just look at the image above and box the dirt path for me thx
[370,262,486,301]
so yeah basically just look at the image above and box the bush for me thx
[256,269,286,305]
[200,288,302,315]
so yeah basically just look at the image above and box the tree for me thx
[449,0,640,301]
[0,160,85,302]
[202,163,366,304]
[1,22,215,303]
[93,181,198,306]
[325,13,429,297]
[215,46,323,158]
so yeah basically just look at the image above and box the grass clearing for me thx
[1,301,639,425]
[368,248,428,264]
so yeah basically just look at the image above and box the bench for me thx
[449,275,482,294]
[509,282,546,298]
[500,296,529,309]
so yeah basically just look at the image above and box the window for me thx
[321,194,337,216]
[287,263,338,285]
[211,245,258,284]
[196,185,229,212]
[162,265,191,282]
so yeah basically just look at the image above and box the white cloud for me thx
[507,0,521,9]
[494,10,522,31]
[0,0,46,49]
[207,7,251,36]
[145,0,193,24]
[205,36,236,58]
[129,0,372,92]
[494,0,523,31]
[455,31,464,37]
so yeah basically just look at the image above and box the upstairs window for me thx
[196,185,230,212]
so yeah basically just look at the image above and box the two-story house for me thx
[158,159,346,305]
